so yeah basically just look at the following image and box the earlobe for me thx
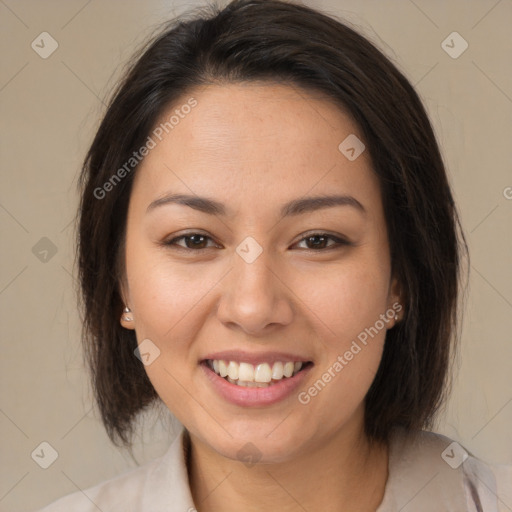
[388,276,404,326]
[120,305,135,330]
[118,277,135,329]
[122,306,133,322]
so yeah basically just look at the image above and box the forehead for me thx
[131,82,379,215]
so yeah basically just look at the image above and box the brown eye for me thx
[295,233,350,251]
[166,233,217,250]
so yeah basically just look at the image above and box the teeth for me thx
[226,376,272,387]
[210,359,305,384]
[227,361,238,380]
[218,360,228,377]
[272,361,284,379]
[254,363,272,383]
[283,362,294,377]
[238,362,254,381]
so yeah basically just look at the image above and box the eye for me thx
[293,233,350,251]
[165,233,219,250]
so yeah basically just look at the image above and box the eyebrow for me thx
[146,193,366,218]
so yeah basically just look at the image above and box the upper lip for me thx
[201,350,313,366]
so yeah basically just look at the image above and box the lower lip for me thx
[200,362,313,407]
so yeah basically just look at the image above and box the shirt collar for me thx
[143,426,472,511]
[140,426,196,511]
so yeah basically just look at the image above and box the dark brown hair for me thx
[76,0,467,447]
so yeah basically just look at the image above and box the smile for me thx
[200,356,314,407]
[206,359,310,387]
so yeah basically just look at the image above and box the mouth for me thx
[201,358,314,388]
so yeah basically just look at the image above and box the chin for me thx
[197,418,316,465]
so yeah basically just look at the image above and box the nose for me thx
[216,248,294,336]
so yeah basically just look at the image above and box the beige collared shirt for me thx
[36,427,511,511]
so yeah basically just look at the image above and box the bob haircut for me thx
[76,0,467,447]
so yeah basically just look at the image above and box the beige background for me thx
[1,0,511,510]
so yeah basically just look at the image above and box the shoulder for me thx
[33,428,195,512]
[34,456,162,512]
[377,428,510,512]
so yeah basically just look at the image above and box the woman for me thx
[36,0,509,510]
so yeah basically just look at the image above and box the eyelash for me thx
[163,232,351,252]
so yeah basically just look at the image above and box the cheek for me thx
[292,256,390,408]
[297,269,388,427]
[125,248,216,340]
[124,252,211,421]
[307,341,385,429]
[292,256,391,343]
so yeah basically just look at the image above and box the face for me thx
[120,82,401,463]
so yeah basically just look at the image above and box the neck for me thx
[186,415,389,512]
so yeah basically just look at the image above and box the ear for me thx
[387,275,404,325]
